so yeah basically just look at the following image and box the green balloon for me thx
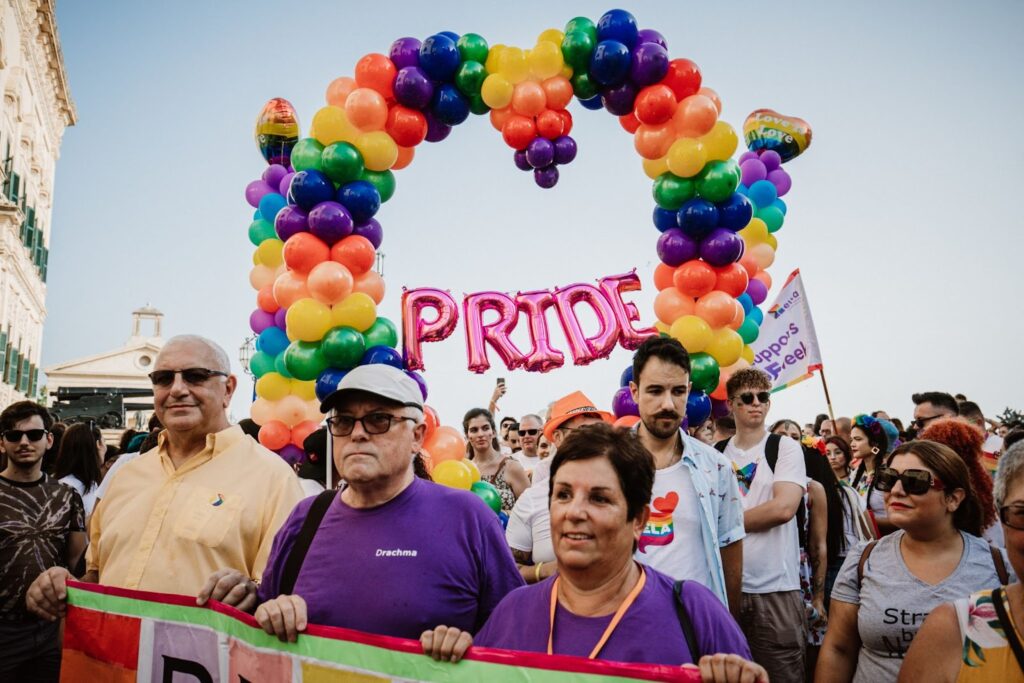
[564,16,597,42]
[322,142,364,185]
[249,351,276,378]
[738,318,760,345]
[467,94,490,116]
[274,353,293,379]
[360,169,396,203]
[457,33,489,64]
[291,138,324,173]
[284,341,327,381]
[321,326,366,369]
[248,219,276,246]
[571,71,598,100]
[454,60,487,97]
[696,160,740,203]
[653,173,696,210]
[689,353,721,395]
[471,480,503,514]
[364,317,398,349]
[759,206,785,233]
[562,31,595,71]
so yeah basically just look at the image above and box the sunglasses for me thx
[149,368,228,387]
[911,414,943,430]
[737,391,771,405]
[327,413,417,437]
[3,429,48,443]
[999,505,1024,531]
[517,428,539,437]
[874,467,945,496]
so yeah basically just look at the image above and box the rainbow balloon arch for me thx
[242,9,811,484]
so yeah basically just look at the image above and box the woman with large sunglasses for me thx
[898,442,1024,682]
[815,441,1011,683]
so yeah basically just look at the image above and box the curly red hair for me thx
[920,418,996,528]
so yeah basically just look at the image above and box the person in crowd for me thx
[1005,428,1024,454]
[100,444,121,479]
[514,414,544,472]
[630,337,745,617]
[849,414,892,534]
[816,440,1012,683]
[116,429,139,454]
[217,364,523,642]
[464,408,528,511]
[421,424,766,683]
[825,442,873,607]
[899,442,1024,682]
[803,423,816,439]
[958,400,1005,474]
[25,335,303,622]
[0,402,86,682]
[713,416,736,442]
[997,423,1011,439]
[716,367,806,683]
[871,410,891,420]
[52,423,105,520]
[771,419,803,442]
[537,435,552,460]
[507,391,613,584]
[834,417,853,443]
[819,419,835,439]
[506,424,521,454]
[40,422,65,475]
[911,391,959,435]
[826,436,853,482]
[692,419,716,446]
[814,414,830,437]
[498,416,517,455]
[488,380,507,422]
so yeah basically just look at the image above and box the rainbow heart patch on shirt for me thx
[210,494,225,507]
[733,462,758,496]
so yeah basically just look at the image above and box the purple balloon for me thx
[353,218,383,248]
[746,278,768,306]
[424,111,452,142]
[389,37,422,69]
[759,150,782,171]
[262,164,288,189]
[245,180,274,208]
[636,28,667,48]
[513,149,532,171]
[656,228,699,267]
[629,42,669,86]
[274,205,309,241]
[278,171,295,196]
[534,165,559,188]
[526,137,555,168]
[601,81,638,116]
[711,397,731,419]
[249,308,275,334]
[699,228,745,266]
[277,444,305,466]
[612,386,639,418]
[767,168,792,197]
[405,370,428,401]
[739,159,768,187]
[393,66,434,110]
[553,136,578,164]
[738,151,759,164]
[308,201,354,245]
[274,308,287,329]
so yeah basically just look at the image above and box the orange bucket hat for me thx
[543,391,615,441]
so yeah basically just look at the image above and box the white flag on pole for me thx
[751,269,824,391]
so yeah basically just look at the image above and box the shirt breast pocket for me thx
[173,486,242,548]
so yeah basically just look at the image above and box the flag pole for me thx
[818,366,837,426]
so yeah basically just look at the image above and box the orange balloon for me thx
[273,271,311,309]
[542,76,573,109]
[710,378,728,401]
[290,420,320,449]
[257,285,280,313]
[385,105,427,147]
[536,109,564,139]
[330,235,376,275]
[699,87,722,114]
[633,122,676,160]
[753,270,773,290]
[307,261,354,305]
[283,233,330,274]
[325,76,356,107]
[619,112,641,134]
[353,270,385,304]
[673,95,718,138]
[275,395,309,428]
[653,287,696,325]
[511,81,546,117]
[695,291,736,328]
[423,405,440,441]
[490,106,512,132]
[738,253,759,278]
[424,425,466,463]
[344,87,388,131]
[392,145,415,170]
[653,262,676,290]
[354,53,397,99]
[258,420,291,450]
[614,415,641,429]
[714,263,750,298]
[673,260,717,298]
[728,300,745,330]
[634,84,677,126]
[501,115,536,150]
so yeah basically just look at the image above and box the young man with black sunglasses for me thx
[0,401,86,682]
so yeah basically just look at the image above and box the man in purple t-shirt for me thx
[203,364,523,641]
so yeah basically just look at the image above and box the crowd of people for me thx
[1,333,1021,682]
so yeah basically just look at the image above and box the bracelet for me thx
[534,562,544,583]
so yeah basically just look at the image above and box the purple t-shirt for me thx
[258,477,524,639]
[474,567,750,666]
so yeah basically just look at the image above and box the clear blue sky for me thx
[45,1,1024,428]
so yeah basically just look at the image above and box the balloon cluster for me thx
[432,459,508,524]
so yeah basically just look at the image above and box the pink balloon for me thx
[598,271,657,351]
[463,291,525,373]
[552,283,619,366]
[515,290,565,373]
[401,287,459,372]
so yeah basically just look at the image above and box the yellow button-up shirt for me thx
[87,425,304,594]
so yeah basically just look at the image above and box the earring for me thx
[871,447,880,455]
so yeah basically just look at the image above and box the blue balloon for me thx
[288,171,334,211]
[748,180,778,209]
[716,193,754,231]
[653,207,677,232]
[596,9,639,49]
[431,84,470,126]
[315,367,348,402]
[337,181,381,224]
[257,327,290,357]
[748,307,764,326]
[579,94,604,110]
[419,34,460,81]
[438,31,460,42]
[588,40,631,86]
[773,198,788,215]
[498,511,510,529]
[253,209,262,220]
[620,365,634,387]
[677,198,719,239]
[686,390,712,426]
[258,193,287,223]
[737,293,754,315]
[361,345,404,369]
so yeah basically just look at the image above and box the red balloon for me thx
[673,260,717,298]
[634,84,677,125]
[258,420,290,450]
[501,115,537,150]
[330,235,376,275]
[283,233,330,274]
[662,58,702,100]
[290,420,320,449]
[619,112,641,134]
[423,405,440,441]
[714,263,750,298]
[257,285,280,313]
[557,109,573,135]
[536,109,565,139]
[385,105,427,147]
[354,53,397,99]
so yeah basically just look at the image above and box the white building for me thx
[0,0,75,406]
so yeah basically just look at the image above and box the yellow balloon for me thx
[291,379,317,401]
[355,131,398,171]
[255,372,291,401]
[537,28,564,46]
[485,44,506,74]
[670,315,713,353]
[642,156,669,180]
[286,297,333,342]
[252,249,262,266]
[463,459,482,484]
[480,73,514,109]
[432,460,473,490]
[765,234,778,250]
[739,218,769,246]
[528,41,563,79]
[666,138,708,178]
[701,121,738,161]
[312,105,357,145]
[256,239,284,268]
[654,320,670,334]
[705,327,744,367]
[741,344,755,364]
[560,63,574,79]
[499,47,529,84]
[331,292,377,332]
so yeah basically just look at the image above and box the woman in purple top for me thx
[421,423,767,682]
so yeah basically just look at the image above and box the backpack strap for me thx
[279,490,336,596]
[993,587,1024,671]
[856,540,879,589]
[713,438,730,453]
[764,433,782,471]
[673,580,701,663]
[990,545,1010,586]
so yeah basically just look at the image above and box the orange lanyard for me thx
[547,566,647,659]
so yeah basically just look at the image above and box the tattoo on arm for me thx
[511,548,532,566]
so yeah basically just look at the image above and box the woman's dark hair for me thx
[887,440,982,536]
[53,423,103,491]
[413,453,432,481]
[1005,429,1024,452]
[548,423,654,522]
[139,430,161,454]
[804,449,848,565]
[462,408,500,456]
[825,436,852,470]
[117,429,139,453]
[813,414,829,436]
[920,418,996,529]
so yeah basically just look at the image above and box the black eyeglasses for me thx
[518,428,539,437]
[911,414,943,429]
[737,392,771,405]
[874,467,945,496]
[149,368,228,387]
[999,505,1024,531]
[327,413,417,437]
[3,429,48,443]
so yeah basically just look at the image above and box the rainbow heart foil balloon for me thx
[255,98,300,166]
[743,109,811,162]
